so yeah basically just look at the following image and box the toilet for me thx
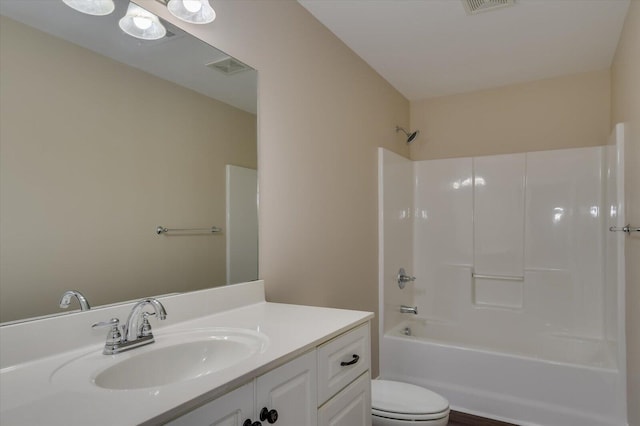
[371,380,450,426]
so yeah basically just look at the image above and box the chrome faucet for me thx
[59,290,91,311]
[400,305,418,315]
[92,298,167,355]
[123,298,167,343]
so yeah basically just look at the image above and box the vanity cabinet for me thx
[167,382,254,426]
[167,322,371,426]
[167,351,316,426]
[316,322,369,405]
[256,350,318,426]
[316,322,371,426]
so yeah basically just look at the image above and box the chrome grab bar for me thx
[156,225,222,235]
[609,224,640,234]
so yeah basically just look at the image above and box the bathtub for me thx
[379,320,626,426]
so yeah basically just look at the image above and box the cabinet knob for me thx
[243,420,262,426]
[260,407,279,424]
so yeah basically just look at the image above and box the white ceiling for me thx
[298,0,630,100]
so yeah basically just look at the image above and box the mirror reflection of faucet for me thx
[92,298,167,355]
[59,290,91,311]
[397,268,416,289]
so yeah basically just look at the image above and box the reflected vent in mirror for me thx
[462,0,514,15]
[206,57,251,75]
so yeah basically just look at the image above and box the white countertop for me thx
[0,282,373,425]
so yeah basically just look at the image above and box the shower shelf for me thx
[471,273,524,281]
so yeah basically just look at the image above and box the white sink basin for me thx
[51,327,269,390]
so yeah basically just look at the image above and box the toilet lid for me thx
[372,408,449,421]
[371,380,449,415]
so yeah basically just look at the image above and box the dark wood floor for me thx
[448,410,519,426]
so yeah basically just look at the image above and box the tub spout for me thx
[400,305,418,315]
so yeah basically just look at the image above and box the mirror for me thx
[0,0,258,324]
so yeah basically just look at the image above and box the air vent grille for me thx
[462,0,514,15]
[206,57,251,75]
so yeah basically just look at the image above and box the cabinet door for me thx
[318,372,371,426]
[167,382,254,426]
[256,350,318,426]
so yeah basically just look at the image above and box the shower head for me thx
[396,126,419,143]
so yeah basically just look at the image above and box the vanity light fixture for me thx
[167,0,216,24]
[61,0,115,16]
[118,2,167,40]
[62,0,216,43]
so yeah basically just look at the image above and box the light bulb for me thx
[133,16,152,30]
[118,2,166,40]
[183,0,203,13]
[167,0,216,24]
[62,0,115,16]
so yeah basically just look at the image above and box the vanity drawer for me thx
[317,322,370,405]
[318,371,371,426]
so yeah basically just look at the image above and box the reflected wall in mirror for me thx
[0,0,258,323]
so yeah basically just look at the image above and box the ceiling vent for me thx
[462,0,514,15]
[206,57,251,75]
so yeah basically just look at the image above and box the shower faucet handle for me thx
[397,268,416,289]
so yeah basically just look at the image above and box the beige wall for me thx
[0,16,256,322]
[611,1,640,424]
[139,0,411,376]
[409,70,611,160]
[140,0,638,414]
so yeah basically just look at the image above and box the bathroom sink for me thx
[51,328,269,390]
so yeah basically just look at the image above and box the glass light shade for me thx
[167,0,216,24]
[61,0,115,16]
[118,3,167,40]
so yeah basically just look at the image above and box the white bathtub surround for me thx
[411,146,609,339]
[377,126,627,426]
[378,150,415,335]
[0,280,373,425]
[473,153,526,281]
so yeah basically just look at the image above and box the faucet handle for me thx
[140,312,154,337]
[92,317,119,328]
[92,318,122,347]
[397,268,416,289]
